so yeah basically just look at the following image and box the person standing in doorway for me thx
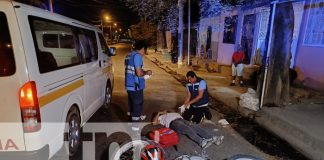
[231,45,245,87]
[125,40,152,129]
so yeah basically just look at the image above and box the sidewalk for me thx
[146,50,324,160]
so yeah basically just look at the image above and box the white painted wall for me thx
[295,0,324,91]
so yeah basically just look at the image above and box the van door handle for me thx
[102,60,107,66]
[99,61,102,67]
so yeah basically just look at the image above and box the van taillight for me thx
[19,81,41,132]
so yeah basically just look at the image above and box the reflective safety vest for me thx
[125,51,145,91]
[186,77,209,107]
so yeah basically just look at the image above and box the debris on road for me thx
[239,88,259,111]
[218,119,229,127]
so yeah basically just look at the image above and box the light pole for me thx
[260,0,278,110]
[178,0,185,66]
[49,0,53,13]
[101,15,114,43]
[187,0,191,65]
[104,16,110,33]
[111,23,117,42]
[102,15,110,32]
[101,20,103,31]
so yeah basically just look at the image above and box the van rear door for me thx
[0,1,27,152]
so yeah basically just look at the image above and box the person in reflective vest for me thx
[182,71,212,123]
[125,40,152,126]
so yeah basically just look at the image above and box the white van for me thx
[0,1,115,159]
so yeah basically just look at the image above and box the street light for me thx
[101,15,117,44]
[105,16,110,21]
[101,15,110,31]
[109,23,117,43]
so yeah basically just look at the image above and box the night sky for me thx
[55,0,140,30]
[15,0,202,31]
[17,0,140,31]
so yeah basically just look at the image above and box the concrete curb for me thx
[256,108,324,160]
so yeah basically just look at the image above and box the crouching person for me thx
[152,110,223,149]
[182,71,212,123]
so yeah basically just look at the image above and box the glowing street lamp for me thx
[101,15,110,31]
[104,15,110,21]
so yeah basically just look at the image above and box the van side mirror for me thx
[109,47,117,56]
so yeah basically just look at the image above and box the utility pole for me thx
[49,0,53,13]
[260,0,278,109]
[101,19,103,32]
[178,0,185,66]
[187,0,191,65]
[110,24,112,43]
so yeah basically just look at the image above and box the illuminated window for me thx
[303,0,324,46]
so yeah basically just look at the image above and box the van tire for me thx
[104,82,112,108]
[65,106,81,158]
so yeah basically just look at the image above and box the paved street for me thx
[88,43,190,160]
[57,43,274,160]
[3,1,324,160]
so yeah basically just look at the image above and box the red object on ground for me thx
[149,127,179,148]
[141,144,164,160]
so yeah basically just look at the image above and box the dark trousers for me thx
[182,106,212,124]
[170,119,213,146]
[127,90,144,122]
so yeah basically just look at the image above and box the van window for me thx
[77,29,98,63]
[0,12,15,77]
[29,17,80,73]
[43,34,58,48]
[99,34,109,55]
[60,34,75,49]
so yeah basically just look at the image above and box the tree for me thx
[123,0,178,30]
[163,5,179,33]
[130,20,157,44]
[200,0,231,18]
[260,1,294,106]
[124,0,179,49]
[199,0,253,18]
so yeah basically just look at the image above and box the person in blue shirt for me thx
[125,40,152,125]
[182,71,212,123]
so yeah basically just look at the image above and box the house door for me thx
[241,14,257,64]
[206,26,212,59]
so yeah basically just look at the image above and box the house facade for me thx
[197,0,324,91]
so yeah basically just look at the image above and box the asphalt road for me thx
[53,43,272,160]
[88,43,188,160]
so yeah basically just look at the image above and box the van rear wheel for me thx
[104,83,112,108]
[65,107,81,157]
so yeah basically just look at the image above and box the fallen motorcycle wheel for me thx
[228,154,263,160]
[110,139,151,160]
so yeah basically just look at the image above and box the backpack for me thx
[148,127,179,148]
